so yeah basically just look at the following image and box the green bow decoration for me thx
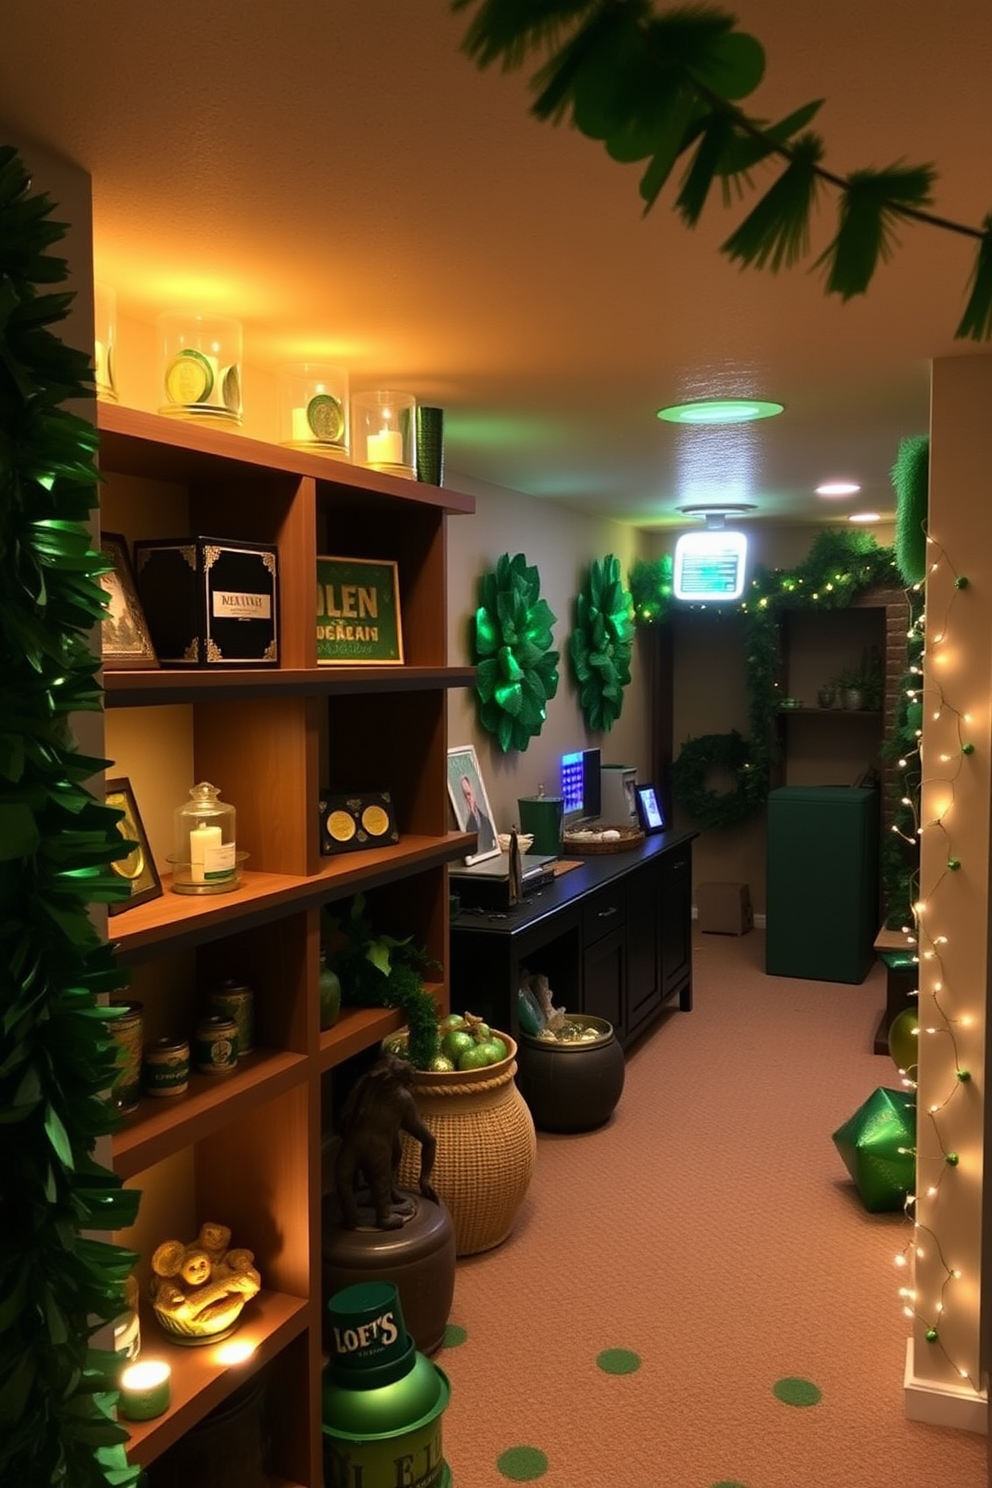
[474,552,559,752]
[569,555,635,733]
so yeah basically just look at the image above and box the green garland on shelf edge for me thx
[473,551,560,752]
[0,145,142,1488]
[569,554,635,732]
[671,530,903,833]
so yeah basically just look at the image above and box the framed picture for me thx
[316,555,404,664]
[635,782,666,835]
[446,744,501,865]
[105,776,162,913]
[99,532,158,669]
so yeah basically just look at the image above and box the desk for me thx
[450,832,696,1047]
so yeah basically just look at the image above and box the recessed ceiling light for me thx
[656,398,784,425]
[816,481,861,497]
[849,511,881,524]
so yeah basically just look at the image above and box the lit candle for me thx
[366,427,404,465]
[118,1360,171,1420]
[190,823,222,883]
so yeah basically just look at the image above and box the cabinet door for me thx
[582,927,625,1039]
[660,847,693,1008]
[626,861,662,1037]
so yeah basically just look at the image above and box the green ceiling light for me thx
[656,398,784,425]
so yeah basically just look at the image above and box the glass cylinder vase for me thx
[169,781,240,895]
[94,281,118,403]
[351,390,416,479]
[157,312,243,426]
[278,363,350,458]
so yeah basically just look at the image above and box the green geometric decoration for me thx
[474,552,559,752]
[569,554,634,733]
[832,1087,916,1213]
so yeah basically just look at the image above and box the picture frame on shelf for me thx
[316,555,403,664]
[319,789,399,855]
[446,744,500,865]
[98,531,158,669]
[105,776,162,913]
[635,783,666,835]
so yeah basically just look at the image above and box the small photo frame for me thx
[446,744,501,865]
[99,532,158,669]
[105,776,162,913]
[635,782,666,835]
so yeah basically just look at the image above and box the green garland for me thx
[0,146,141,1487]
[473,551,559,752]
[569,554,634,732]
[629,554,673,625]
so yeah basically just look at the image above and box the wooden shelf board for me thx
[112,1050,308,1178]
[321,1006,406,1070]
[109,834,474,960]
[97,402,474,515]
[104,663,476,706]
[123,1290,310,1467]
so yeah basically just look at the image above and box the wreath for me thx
[569,554,634,732]
[473,552,560,752]
[670,729,764,829]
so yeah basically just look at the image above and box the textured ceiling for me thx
[3,1,990,527]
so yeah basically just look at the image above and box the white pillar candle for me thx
[291,405,311,442]
[366,427,404,465]
[190,823,222,883]
[118,1359,171,1420]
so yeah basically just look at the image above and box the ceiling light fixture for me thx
[657,398,784,425]
[816,481,861,497]
[673,503,756,602]
[849,511,881,524]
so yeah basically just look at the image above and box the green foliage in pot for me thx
[321,894,442,1068]
[0,144,142,1488]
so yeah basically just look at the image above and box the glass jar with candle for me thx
[157,312,243,426]
[94,282,118,403]
[170,781,241,895]
[279,363,350,458]
[351,390,416,479]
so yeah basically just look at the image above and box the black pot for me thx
[515,1015,625,1133]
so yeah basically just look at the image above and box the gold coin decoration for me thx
[111,818,145,880]
[165,348,213,405]
[327,809,357,842]
[361,804,390,837]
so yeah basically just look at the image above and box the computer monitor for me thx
[561,747,601,827]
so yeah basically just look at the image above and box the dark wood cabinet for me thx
[450,833,695,1049]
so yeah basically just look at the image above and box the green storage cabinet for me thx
[766,786,879,983]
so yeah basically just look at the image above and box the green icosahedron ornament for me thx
[569,554,635,733]
[474,552,559,752]
[832,1087,917,1213]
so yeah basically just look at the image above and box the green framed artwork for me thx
[316,555,404,664]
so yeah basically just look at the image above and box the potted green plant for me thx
[833,647,883,712]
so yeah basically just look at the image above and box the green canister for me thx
[322,1282,450,1488]
[207,979,255,1055]
[142,1036,190,1098]
[108,1000,144,1113]
[194,1014,239,1075]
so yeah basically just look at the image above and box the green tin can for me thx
[207,979,255,1055]
[194,1014,239,1075]
[108,999,144,1113]
[142,1036,190,1098]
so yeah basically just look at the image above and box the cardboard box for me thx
[134,536,279,667]
[697,880,753,935]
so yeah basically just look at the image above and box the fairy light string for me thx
[893,532,981,1393]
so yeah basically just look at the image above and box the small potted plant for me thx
[833,647,883,712]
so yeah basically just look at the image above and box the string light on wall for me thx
[892,533,982,1394]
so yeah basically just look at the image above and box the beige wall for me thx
[445,473,653,836]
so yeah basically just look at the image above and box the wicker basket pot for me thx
[395,1033,536,1256]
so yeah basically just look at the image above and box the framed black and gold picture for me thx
[105,776,162,913]
[99,532,159,669]
[319,790,399,855]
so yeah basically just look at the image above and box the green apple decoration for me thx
[441,1012,510,1071]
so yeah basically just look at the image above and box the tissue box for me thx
[134,536,279,667]
[696,881,753,935]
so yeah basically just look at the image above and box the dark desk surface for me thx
[450,829,697,942]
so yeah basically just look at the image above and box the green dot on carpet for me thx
[497,1445,548,1480]
[710,1481,749,1487]
[442,1323,467,1348]
[773,1376,822,1407]
[596,1348,641,1375]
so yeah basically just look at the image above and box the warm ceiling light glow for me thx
[816,481,861,496]
[656,398,784,425]
[849,511,881,524]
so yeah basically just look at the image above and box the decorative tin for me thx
[143,1037,191,1098]
[207,980,255,1055]
[108,999,144,1113]
[134,536,279,668]
[194,1015,239,1075]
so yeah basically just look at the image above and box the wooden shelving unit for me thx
[97,402,474,1484]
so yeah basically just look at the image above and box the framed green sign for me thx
[316,555,404,664]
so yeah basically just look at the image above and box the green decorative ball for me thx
[888,1007,919,1074]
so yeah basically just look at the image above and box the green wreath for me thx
[569,554,634,732]
[670,729,764,829]
[474,552,560,752]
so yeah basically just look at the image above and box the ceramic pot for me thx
[841,687,865,711]
[515,1015,625,1133]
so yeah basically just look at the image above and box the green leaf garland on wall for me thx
[629,554,673,625]
[473,551,560,752]
[569,554,635,732]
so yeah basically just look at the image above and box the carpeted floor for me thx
[436,927,986,1487]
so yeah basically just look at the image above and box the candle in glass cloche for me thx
[170,781,240,895]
